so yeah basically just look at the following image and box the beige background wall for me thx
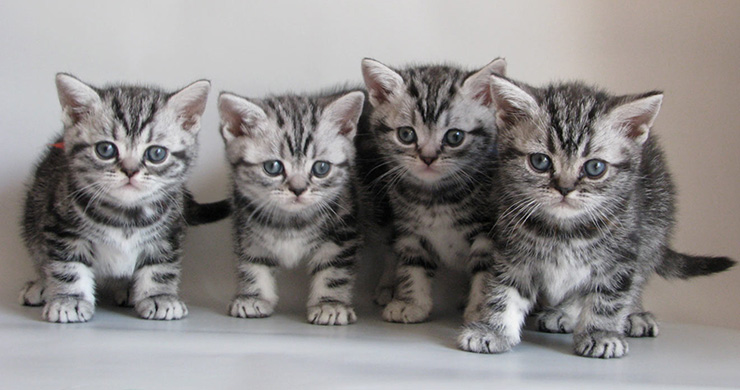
[0,0,737,329]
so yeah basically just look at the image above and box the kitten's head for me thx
[361,58,506,187]
[56,74,210,205]
[218,91,364,215]
[489,75,663,223]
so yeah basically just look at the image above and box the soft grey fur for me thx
[358,58,506,323]
[219,89,365,325]
[459,76,735,358]
[19,74,211,322]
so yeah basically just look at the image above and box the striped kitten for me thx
[219,90,365,325]
[459,76,735,358]
[359,58,506,323]
[19,74,225,323]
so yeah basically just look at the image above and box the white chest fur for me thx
[251,230,313,269]
[91,230,144,278]
[417,210,470,269]
[538,244,591,305]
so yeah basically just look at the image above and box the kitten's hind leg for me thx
[373,251,397,306]
[110,278,134,307]
[626,311,659,337]
[535,297,581,334]
[19,280,45,306]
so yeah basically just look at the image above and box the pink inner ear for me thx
[473,88,493,106]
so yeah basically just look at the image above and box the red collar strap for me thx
[50,142,65,150]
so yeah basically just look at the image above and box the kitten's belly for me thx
[418,212,470,269]
[92,233,142,278]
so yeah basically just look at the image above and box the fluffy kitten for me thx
[219,89,365,325]
[359,58,506,323]
[19,74,224,323]
[459,75,735,358]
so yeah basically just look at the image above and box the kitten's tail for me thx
[657,248,735,279]
[184,192,231,226]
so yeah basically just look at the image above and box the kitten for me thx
[19,74,225,323]
[459,75,735,358]
[359,58,506,323]
[219,89,365,325]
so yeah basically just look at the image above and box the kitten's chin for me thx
[410,166,446,184]
[110,185,153,205]
[544,200,587,220]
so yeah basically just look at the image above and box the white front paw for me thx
[307,303,357,326]
[574,331,629,359]
[229,296,274,318]
[382,300,430,323]
[135,295,188,320]
[458,322,518,354]
[42,297,94,323]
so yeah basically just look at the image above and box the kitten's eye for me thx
[397,127,417,144]
[145,146,168,163]
[584,159,607,178]
[444,129,465,147]
[263,160,284,176]
[95,142,118,160]
[529,153,552,173]
[312,161,331,178]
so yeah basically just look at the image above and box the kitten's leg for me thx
[626,311,659,337]
[40,257,96,323]
[463,235,496,323]
[535,296,582,334]
[459,280,535,353]
[382,236,436,323]
[306,242,358,326]
[373,242,397,306]
[229,257,279,318]
[19,279,45,306]
[131,253,188,321]
[110,278,134,307]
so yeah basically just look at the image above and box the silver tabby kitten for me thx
[20,74,219,323]
[219,90,365,325]
[459,75,735,358]
[359,58,506,323]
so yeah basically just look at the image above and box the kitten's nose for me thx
[554,185,575,196]
[289,186,307,196]
[420,155,438,166]
[122,167,139,178]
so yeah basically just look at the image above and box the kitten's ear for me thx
[55,73,102,127]
[167,80,211,133]
[217,93,269,142]
[489,74,539,129]
[361,58,405,106]
[461,58,507,106]
[606,92,663,145]
[320,91,365,141]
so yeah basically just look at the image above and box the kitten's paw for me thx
[574,331,629,359]
[373,286,394,306]
[626,311,659,337]
[462,305,482,324]
[114,287,133,307]
[135,295,188,320]
[536,309,574,333]
[42,297,94,323]
[381,300,430,323]
[229,296,274,318]
[307,303,357,326]
[458,322,517,354]
[19,280,45,306]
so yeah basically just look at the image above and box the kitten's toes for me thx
[229,296,274,318]
[458,322,517,354]
[574,331,629,359]
[307,303,357,326]
[536,309,574,333]
[135,295,188,320]
[381,300,430,323]
[626,311,659,337]
[373,286,394,306]
[19,280,45,306]
[114,287,133,307]
[42,297,94,323]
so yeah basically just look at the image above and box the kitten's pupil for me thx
[529,153,551,173]
[312,161,331,178]
[584,159,607,178]
[145,146,168,163]
[263,160,284,176]
[95,142,117,160]
[444,129,465,147]
[397,127,417,144]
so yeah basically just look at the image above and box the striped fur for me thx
[459,76,735,358]
[219,89,365,325]
[359,59,505,323]
[19,74,213,322]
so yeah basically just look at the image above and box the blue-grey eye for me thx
[529,153,551,173]
[145,145,168,163]
[584,159,607,178]
[263,160,284,176]
[444,129,465,147]
[397,127,417,144]
[312,161,331,178]
[95,142,117,160]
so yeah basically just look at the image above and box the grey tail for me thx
[657,248,735,279]
[184,192,231,226]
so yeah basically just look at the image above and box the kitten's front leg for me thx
[382,236,435,323]
[39,255,96,323]
[306,242,358,326]
[229,257,279,318]
[131,253,188,320]
[463,234,495,323]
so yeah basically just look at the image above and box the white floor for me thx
[2,298,739,390]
